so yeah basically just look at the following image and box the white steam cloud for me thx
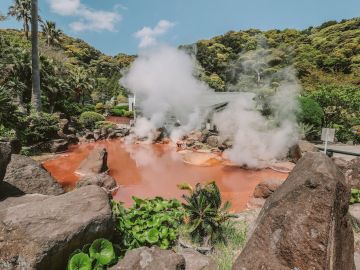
[121,45,211,141]
[214,72,300,168]
[121,39,300,168]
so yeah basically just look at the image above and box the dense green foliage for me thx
[79,111,105,130]
[0,8,135,143]
[21,112,60,144]
[67,238,116,270]
[179,182,235,246]
[112,197,184,252]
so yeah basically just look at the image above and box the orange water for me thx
[43,140,288,212]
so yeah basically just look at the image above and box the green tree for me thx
[8,0,31,39]
[31,0,41,111]
[41,20,63,47]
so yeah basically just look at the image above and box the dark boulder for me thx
[0,185,114,270]
[288,140,318,162]
[233,152,354,270]
[3,154,64,195]
[253,179,285,199]
[0,142,11,182]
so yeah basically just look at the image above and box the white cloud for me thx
[48,0,80,16]
[135,20,175,48]
[48,0,121,32]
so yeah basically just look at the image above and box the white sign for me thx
[321,128,335,142]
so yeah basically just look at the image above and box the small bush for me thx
[21,113,60,145]
[95,121,116,130]
[350,189,360,204]
[110,108,126,117]
[112,197,184,252]
[95,103,105,114]
[297,96,324,128]
[79,111,105,130]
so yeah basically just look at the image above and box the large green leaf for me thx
[146,228,160,244]
[89,239,115,266]
[68,253,92,270]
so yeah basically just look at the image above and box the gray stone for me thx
[206,136,220,148]
[109,246,185,270]
[0,185,114,270]
[233,152,355,270]
[350,204,360,228]
[288,140,318,162]
[3,154,64,195]
[76,147,108,176]
[177,249,218,270]
[76,173,117,193]
[49,139,69,153]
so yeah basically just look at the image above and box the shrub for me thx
[110,108,126,117]
[112,197,184,252]
[95,121,116,130]
[95,102,105,114]
[67,238,116,270]
[79,111,105,130]
[179,182,235,246]
[297,96,324,128]
[21,113,60,145]
[350,189,360,204]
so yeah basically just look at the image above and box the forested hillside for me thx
[0,15,359,147]
[188,17,360,142]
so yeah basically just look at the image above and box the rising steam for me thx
[121,45,211,141]
[121,40,300,168]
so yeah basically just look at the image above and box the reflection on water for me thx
[43,140,288,212]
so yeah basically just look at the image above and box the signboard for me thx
[321,128,336,155]
[321,128,335,142]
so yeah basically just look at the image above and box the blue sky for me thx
[0,0,359,55]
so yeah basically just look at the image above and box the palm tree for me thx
[8,0,31,39]
[31,0,41,111]
[70,67,94,105]
[41,21,63,47]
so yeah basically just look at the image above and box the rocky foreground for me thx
[1,140,360,269]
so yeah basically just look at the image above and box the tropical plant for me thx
[67,238,116,270]
[70,67,94,105]
[79,111,105,130]
[112,197,184,252]
[41,20,63,47]
[8,0,31,39]
[179,181,235,246]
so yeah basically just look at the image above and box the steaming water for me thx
[43,140,288,212]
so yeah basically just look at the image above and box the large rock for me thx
[253,179,285,199]
[288,140,318,162]
[177,249,218,270]
[49,139,69,153]
[109,246,185,270]
[233,152,354,270]
[0,142,11,182]
[333,157,360,188]
[3,154,64,195]
[76,173,117,193]
[0,185,114,270]
[206,136,220,148]
[76,147,108,176]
